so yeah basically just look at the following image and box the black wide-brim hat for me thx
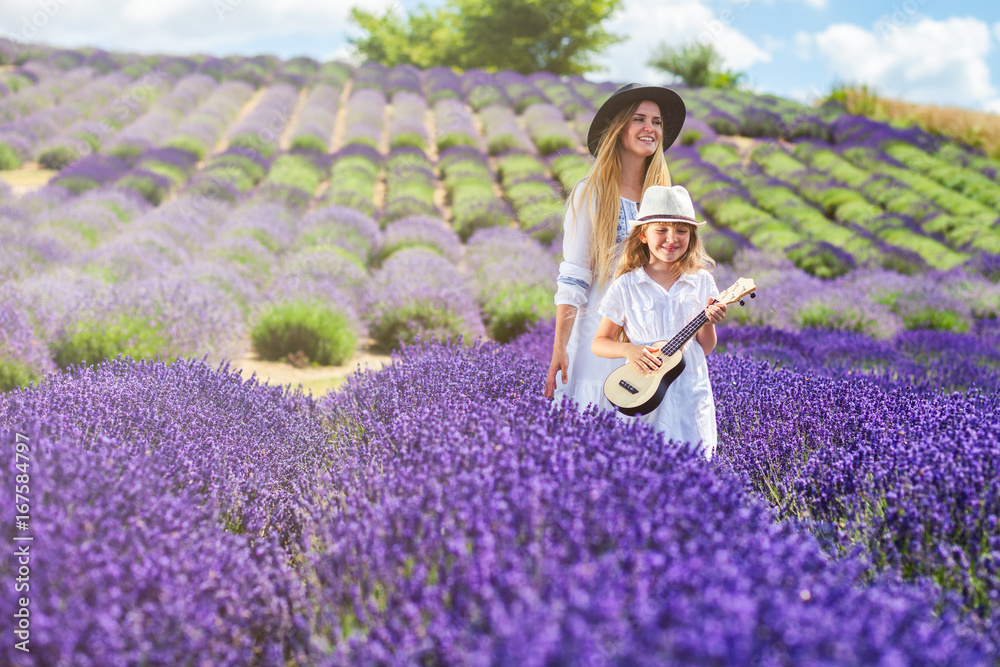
[587,83,687,157]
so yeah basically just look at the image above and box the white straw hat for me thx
[627,185,706,231]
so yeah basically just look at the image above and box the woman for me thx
[544,83,687,409]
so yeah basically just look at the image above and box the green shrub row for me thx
[496,153,563,243]
[439,148,510,240]
[259,153,324,209]
[885,142,1000,209]
[325,148,380,218]
[382,149,439,223]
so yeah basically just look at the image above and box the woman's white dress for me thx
[553,186,637,412]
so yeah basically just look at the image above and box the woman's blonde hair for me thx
[614,220,715,280]
[569,100,672,288]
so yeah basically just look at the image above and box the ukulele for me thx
[603,277,757,416]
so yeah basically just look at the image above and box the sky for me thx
[2,0,999,113]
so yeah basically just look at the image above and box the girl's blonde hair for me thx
[569,100,672,288]
[614,220,715,280]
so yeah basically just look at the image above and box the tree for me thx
[647,41,745,89]
[347,0,623,76]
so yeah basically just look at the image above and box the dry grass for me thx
[838,86,1000,158]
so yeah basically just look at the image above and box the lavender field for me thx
[1,42,999,664]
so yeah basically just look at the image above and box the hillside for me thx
[1,46,999,389]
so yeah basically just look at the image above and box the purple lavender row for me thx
[105,73,217,158]
[710,329,1000,644]
[309,335,991,662]
[522,103,580,156]
[34,70,177,169]
[341,88,386,150]
[382,147,439,223]
[529,71,594,118]
[465,227,557,340]
[225,82,301,159]
[0,70,128,167]
[388,91,429,152]
[0,64,92,126]
[421,66,462,105]
[162,80,256,160]
[386,64,423,97]
[433,98,481,152]
[494,70,549,112]
[713,247,1000,337]
[479,104,534,155]
[287,83,341,153]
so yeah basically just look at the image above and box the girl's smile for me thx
[641,222,691,265]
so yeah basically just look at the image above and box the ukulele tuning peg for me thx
[750,292,756,299]
[739,299,745,306]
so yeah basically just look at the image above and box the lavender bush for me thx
[465,227,556,341]
[377,215,462,265]
[368,247,485,350]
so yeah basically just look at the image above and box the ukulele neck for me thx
[660,311,708,356]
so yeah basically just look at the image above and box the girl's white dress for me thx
[553,185,637,412]
[598,267,720,460]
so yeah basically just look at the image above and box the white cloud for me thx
[812,17,998,110]
[593,0,771,83]
[0,0,387,56]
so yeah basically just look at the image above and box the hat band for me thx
[636,213,698,224]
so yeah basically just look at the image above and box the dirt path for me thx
[211,86,267,155]
[279,86,311,151]
[0,162,56,195]
[226,342,392,396]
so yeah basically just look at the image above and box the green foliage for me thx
[290,134,329,153]
[117,173,168,205]
[0,142,22,170]
[251,301,357,366]
[38,145,79,170]
[785,242,854,280]
[264,154,323,194]
[0,359,39,392]
[348,0,623,75]
[549,153,591,193]
[796,303,880,335]
[53,316,171,368]
[648,41,745,88]
[165,135,208,161]
[482,285,553,342]
[370,303,471,350]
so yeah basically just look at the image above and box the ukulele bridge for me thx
[618,379,639,395]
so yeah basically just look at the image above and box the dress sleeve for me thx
[554,183,593,308]
[598,276,626,326]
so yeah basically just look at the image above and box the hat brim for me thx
[627,214,706,231]
[587,84,687,157]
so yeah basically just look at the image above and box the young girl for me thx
[591,185,726,460]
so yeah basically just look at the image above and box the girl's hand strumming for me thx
[627,344,662,374]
